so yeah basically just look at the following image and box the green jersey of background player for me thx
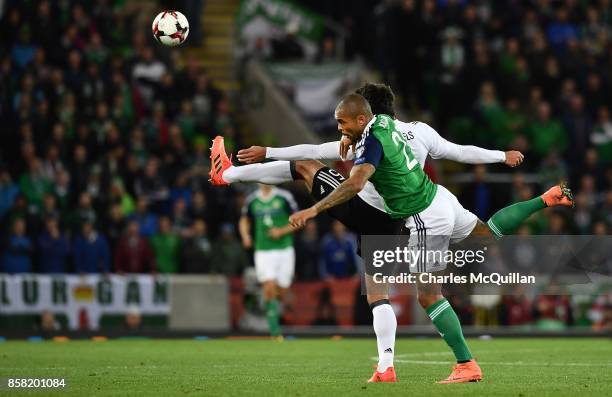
[239,184,297,339]
[242,186,296,250]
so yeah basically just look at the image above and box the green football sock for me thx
[426,299,472,362]
[265,299,281,337]
[486,197,545,238]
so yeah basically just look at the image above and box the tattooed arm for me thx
[288,164,375,228]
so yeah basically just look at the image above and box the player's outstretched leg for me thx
[416,281,483,384]
[209,136,233,185]
[209,136,324,187]
[486,183,574,238]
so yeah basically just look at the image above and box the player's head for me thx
[257,183,273,194]
[334,93,373,142]
[355,83,396,118]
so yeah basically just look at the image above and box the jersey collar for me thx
[257,187,278,201]
[363,114,378,134]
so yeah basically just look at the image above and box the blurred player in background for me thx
[239,184,298,339]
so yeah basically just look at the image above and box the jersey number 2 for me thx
[392,131,418,170]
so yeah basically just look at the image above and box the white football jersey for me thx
[356,120,504,212]
[265,119,505,213]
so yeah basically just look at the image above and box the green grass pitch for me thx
[1,338,611,396]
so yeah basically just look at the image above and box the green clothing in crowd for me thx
[527,120,568,157]
[19,174,52,209]
[151,233,181,273]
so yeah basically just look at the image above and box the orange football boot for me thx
[437,359,482,384]
[541,182,574,208]
[367,366,397,383]
[209,136,233,186]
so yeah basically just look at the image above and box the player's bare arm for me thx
[267,224,297,240]
[289,163,375,228]
[238,215,252,248]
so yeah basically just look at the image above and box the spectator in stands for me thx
[103,203,127,252]
[53,170,71,212]
[295,220,320,281]
[134,157,169,213]
[180,219,212,273]
[113,217,156,274]
[68,192,97,235]
[19,158,52,210]
[114,220,156,274]
[210,223,250,276]
[171,198,191,236]
[0,169,19,221]
[562,95,593,163]
[590,106,612,164]
[109,180,135,216]
[271,22,305,61]
[37,216,70,273]
[534,286,573,330]
[459,165,501,221]
[39,310,61,332]
[131,197,158,238]
[546,7,578,52]
[73,221,110,274]
[132,47,167,106]
[151,216,180,274]
[69,144,90,196]
[124,305,142,330]
[189,191,214,230]
[319,221,358,280]
[526,101,568,158]
[500,287,533,326]
[1,217,33,273]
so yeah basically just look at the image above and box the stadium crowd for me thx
[300,0,612,227]
[0,0,610,329]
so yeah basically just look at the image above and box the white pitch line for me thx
[371,349,612,367]
[0,365,161,370]
[373,348,541,361]
[393,359,612,367]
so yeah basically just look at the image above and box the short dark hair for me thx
[355,83,396,118]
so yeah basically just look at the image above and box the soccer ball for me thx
[152,10,189,47]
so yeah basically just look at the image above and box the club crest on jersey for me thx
[377,116,389,129]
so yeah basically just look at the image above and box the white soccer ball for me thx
[152,10,189,47]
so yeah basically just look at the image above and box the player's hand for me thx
[339,136,355,160]
[504,150,524,167]
[237,146,266,164]
[267,227,283,240]
[242,236,253,249]
[289,207,318,228]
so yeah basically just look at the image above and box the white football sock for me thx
[223,162,293,184]
[372,303,396,372]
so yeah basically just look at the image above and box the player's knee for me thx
[417,293,442,309]
[367,294,389,309]
[262,281,278,300]
[294,160,324,178]
[470,221,493,237]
